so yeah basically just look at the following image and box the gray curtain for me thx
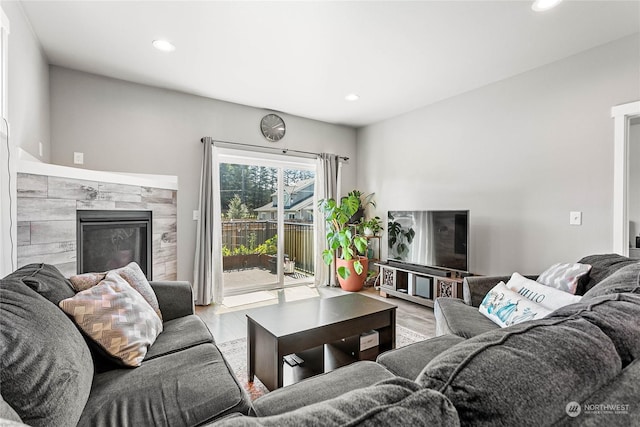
[193,137,216,305]
[315,153,342,286]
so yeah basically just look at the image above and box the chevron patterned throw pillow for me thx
[60,271,163,367]
[69,262,162,319]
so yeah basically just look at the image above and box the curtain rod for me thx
[200,137,349,162]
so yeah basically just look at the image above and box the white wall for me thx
[3,1,49,159]
[0,2,50,276]
[629,123,640,247]
[49,66,357,282]
[357,34,640,276]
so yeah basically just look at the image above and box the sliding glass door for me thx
[214,148,316,296]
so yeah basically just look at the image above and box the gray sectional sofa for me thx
[0,263,251,427]
[215,254,640,426]
[2,255,639,426]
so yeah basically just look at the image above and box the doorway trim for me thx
[612,100,640,256]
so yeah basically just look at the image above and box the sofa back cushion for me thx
[576,254,638,294]
[0,278,94,427]
[416,317,621,426]
[3,263,75,305]
[581,262,640,300]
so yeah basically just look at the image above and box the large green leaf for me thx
[354,236,368,254]
[322,250,334,266]
[337,266,350,280]
[354,260,364,275]
[342,195,360,216]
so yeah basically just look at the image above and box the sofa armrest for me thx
[462,276,509,307]
[463,275,538,307]
[149,281,194,321]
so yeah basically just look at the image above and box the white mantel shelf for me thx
[17,151,178,191]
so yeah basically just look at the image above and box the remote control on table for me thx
[283,355,298,366]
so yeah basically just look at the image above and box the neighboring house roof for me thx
[254,197,314,212]
[256,179,315,212]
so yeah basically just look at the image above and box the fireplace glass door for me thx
[77,210,152,279]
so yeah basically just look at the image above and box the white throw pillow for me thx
[479,281,552,328]
[506,272,582,311]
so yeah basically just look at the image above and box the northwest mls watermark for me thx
[565,401,631,417]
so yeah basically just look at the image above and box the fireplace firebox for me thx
[77,210,152,279]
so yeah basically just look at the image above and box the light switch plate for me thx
[570,211,582,225]
[73,152,84,164]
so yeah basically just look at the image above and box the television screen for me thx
[387,210,469,272]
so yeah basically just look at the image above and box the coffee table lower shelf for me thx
[280,340,390,387]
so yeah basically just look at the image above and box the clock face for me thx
[260,114,286,142]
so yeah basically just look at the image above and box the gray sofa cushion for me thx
[376,334,465,380]
[2,263,126,373]
[215,377,459,427]
[582,262,640,300]
[0,395,23,423]
[0,278,94,427]
[145,315,214,361]
[251,361,395,417]
[577,254,639,294]
[4,263,75,305]
[78,343,250,427]
[548,293,640,367]
[417,317,622,426]
[553,359,640,426]
[434,297,498,337]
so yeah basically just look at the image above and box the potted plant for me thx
[360,216,383,237]
[318,192,370,291]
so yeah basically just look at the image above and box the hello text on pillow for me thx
[506,272,582,311]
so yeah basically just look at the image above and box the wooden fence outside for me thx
[221,220,315,274]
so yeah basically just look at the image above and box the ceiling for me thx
[19,1,640,128]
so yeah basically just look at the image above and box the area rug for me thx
[217,325,429,401]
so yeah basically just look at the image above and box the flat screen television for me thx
[387,210,469,273]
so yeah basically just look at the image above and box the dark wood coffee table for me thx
[246,293,397,391]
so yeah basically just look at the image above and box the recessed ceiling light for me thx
[532,0,562,12]
[345,93,360,102]
[152,39,176,52]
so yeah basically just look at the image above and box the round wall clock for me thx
[260,114,286,142]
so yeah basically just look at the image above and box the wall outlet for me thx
[569,211,582,225]
[38,142,43,157]
[193,210,200,221]
[73,152,84,164]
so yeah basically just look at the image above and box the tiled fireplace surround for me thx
[16,165,178,281]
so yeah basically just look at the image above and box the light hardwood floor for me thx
[195,285,437,344]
